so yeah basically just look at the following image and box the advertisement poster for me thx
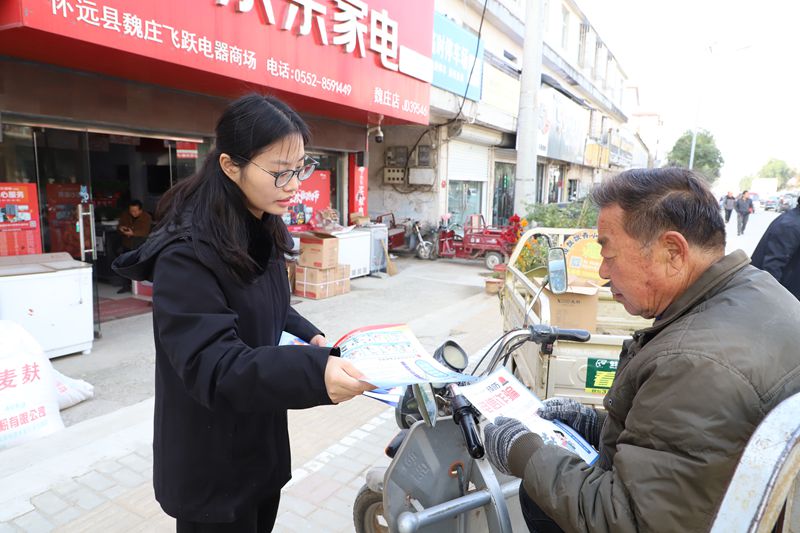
[45,183,87,258]
[0,183,42,256]
[563,229,604,284]
[287,170,331,226]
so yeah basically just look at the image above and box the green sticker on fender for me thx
[585,358,618,394]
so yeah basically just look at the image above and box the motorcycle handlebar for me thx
[449,386,485,459]
[529,324,591,344]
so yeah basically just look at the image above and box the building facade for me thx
[0,0,435,260]
[367,0,650,231]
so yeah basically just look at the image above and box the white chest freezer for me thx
[335,230,371,278]
[0,252,94,359]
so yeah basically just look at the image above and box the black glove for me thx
[484,417,542,477]
[538,397,604,448]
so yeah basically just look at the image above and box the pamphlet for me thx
[457,368,598,465]
[279,331,404,406]
[334,324,477,389]
[279,331,309,346]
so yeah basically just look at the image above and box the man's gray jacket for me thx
[519,250,800,532]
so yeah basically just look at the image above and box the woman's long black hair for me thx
[155,93,310,284]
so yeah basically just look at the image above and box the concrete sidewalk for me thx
[0,257,504,532]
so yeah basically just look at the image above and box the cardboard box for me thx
[349,214,371,226]
[294,264,350,300]
[299,233,339,269]
[295,265,336,285]
[334,265,351,295]
[532,278,599,332]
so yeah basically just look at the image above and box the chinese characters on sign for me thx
[52,0,258,69]
[431,13,483,101]
[585,358,618,394]
[0,183,43,256]
[563,229,603,283]
[35,0,433,123]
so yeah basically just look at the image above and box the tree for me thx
[740,175,754,191]
[757,158,796,190]
[667,129,725,184]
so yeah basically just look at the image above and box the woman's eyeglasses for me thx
[239,156,319,188]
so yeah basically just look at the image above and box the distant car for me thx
[764,196,779,211]
[779,193,798,212]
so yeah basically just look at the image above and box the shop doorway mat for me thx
[98,297,152,323]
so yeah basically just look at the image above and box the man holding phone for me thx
[117,199,152,293]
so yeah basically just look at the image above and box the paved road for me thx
[1,256,504,532]
[724,208,777,256]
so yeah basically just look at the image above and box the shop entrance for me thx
[492,162,516,225]
[447,180,484,227]
[0,122,206,326]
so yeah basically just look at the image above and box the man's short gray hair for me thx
[591,168,725,251]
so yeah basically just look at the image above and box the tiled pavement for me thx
[1,397,396,533]
[1,257,505,532]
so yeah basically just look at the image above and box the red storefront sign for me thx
[2,0,433,124]
[0,183,43,256]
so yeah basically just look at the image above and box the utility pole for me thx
[688,129,697,169]
[513,0,544,215]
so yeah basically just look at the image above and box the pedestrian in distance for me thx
[734,190,754,235]
[722,191,736,223]
[113,93,374,533]
[751,198,800,301]
[483,168,800,533]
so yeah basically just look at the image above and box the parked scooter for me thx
[412,221,435,260]
[353,245,591,533]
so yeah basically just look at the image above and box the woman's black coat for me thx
[113,219,332,522]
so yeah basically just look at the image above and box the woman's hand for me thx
[309,334,327,347]
[324,357,375,404]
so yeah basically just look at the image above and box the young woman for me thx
[113,94,373,532]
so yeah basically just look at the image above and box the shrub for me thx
[514,198,598,274]
[525,198,598,229]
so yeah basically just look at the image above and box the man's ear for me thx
[219,153,240,182]
[660,231,689,274]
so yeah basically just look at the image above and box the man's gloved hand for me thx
[484,417,543,477]
[538,397,603,448]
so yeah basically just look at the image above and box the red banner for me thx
[0,183,43,256]
[11,0,433,124]
[348,157,368,216]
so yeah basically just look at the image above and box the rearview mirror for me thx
[547,247,568,294]
[412,383,438,427]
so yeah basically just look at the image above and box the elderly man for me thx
[485,168,800,532]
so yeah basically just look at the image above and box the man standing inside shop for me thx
[117,199,152,293]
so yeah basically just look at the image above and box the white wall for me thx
[366,125,443,227]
